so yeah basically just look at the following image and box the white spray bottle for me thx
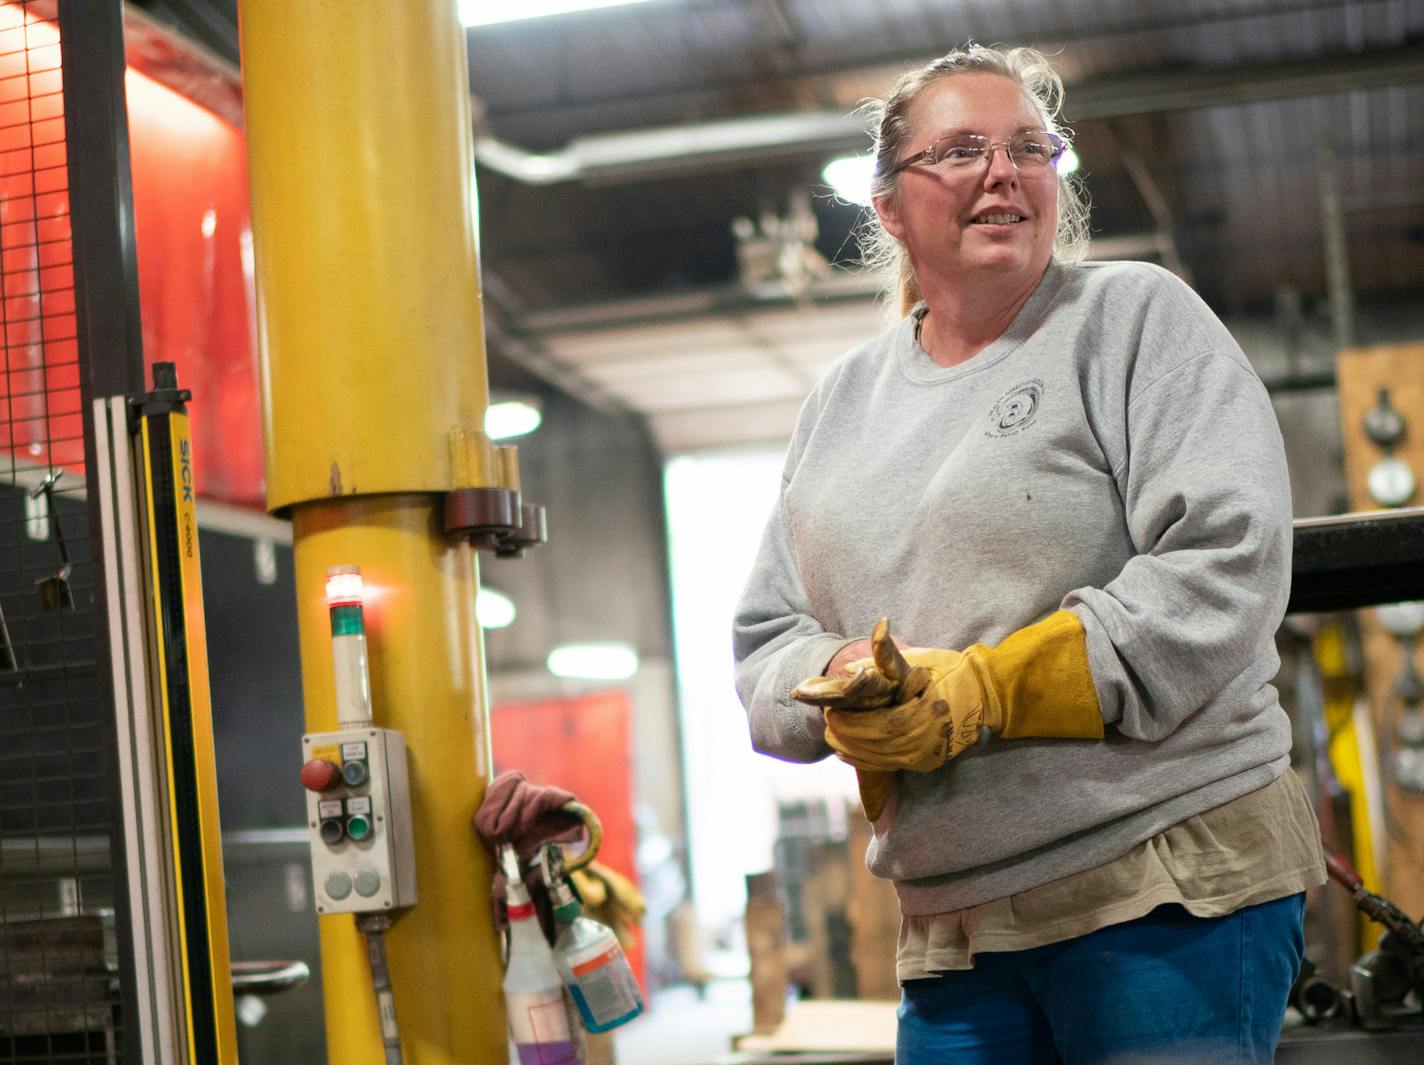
[500,845,580,1065]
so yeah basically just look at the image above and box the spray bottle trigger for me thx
[537,843,582,924]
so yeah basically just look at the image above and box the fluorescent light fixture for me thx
[485,400,542,440]
[1056,145,1081,176]
[547,641,639,681]
[477,587,517,629]
[822,154,876,206]
[459,0,659,27]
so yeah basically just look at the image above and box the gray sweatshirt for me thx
[733,259,1295,915]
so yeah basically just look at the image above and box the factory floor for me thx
[611,985,1424,1064]
[614,979,753,1065]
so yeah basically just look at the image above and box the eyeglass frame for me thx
[883,130,1068,178]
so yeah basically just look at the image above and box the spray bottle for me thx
[500,845,580,1065]
[539,844,644,1032]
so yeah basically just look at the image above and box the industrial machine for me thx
[1287,851,1424,1032]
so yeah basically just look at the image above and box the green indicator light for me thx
[346,814,372,841]
[330,603,364,636]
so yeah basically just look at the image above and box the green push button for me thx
[346,814,373,842]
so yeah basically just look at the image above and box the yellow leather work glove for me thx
[822,611,1104,774]
[572,860,644,949]
[793,618,922,820]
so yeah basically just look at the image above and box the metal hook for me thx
[29,470,73,612]
[0,603,15,671]
[556,800,603,874]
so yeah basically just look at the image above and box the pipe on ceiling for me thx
[474,110,867,184]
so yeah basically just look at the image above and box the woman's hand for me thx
[825,634,906,678]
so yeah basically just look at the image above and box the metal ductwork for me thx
[474,110,867,184]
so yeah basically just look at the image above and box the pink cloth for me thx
[473,770,585,939]
[473,770,583,859]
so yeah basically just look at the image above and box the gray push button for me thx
[325,871,353,900]
[354,868,381,898]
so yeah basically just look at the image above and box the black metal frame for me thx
[1288,508,1424,615]
[58,0,144,398]
[55,2,147,1062]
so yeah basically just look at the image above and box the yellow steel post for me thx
[238,2,506,1062]
[293,499,499,1062]
[240,0,491,511]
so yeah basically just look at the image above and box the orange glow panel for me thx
[0,1,78,469]
[0,5,263,507]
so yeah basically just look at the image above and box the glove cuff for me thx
[978,610,1103,741]
[961,650,1003,733]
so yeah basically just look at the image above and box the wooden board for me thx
[1333,343,1424,917]
[846,813,901,1002]
[745,871,789,1032]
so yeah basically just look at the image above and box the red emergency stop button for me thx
[301,759,342,792]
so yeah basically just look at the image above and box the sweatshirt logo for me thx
[985,379,1044,438]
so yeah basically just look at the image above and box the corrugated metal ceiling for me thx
[132,0,1424,450]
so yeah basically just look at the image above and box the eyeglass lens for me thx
[936,133,1058,168]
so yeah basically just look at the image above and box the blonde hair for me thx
[857,44,1091,316]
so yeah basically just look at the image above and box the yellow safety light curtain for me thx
[137,395,239,1064]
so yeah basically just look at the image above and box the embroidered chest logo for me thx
[985,378,1045,438]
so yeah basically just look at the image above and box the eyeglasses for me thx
[885,131,1067,177]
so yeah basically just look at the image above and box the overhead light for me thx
[547,641,639,681]
[485,400,542,440]
[822,154,875,207]
[1056,145,1081,176]
[459,0,660,27]
[477,587,517,629]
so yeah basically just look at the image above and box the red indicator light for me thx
[325,566,364,607]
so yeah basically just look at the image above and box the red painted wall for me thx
[0,10,80,470]
[0,6,263,508]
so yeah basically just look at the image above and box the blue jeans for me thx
[897,894,1306,1065]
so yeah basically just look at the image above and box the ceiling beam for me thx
[480,270,630,413]
[1064,44,1424,121]
[519,271,879,335]
[1104,121,1192,285]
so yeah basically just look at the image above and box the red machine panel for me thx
[127,68,261,507]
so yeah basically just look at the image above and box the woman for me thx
[733,44,1324,1064]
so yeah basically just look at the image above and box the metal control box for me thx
[302,727,417,914]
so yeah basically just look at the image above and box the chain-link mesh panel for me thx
[0,3,119,1062]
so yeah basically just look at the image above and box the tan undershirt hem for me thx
[897,769,1326,982]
